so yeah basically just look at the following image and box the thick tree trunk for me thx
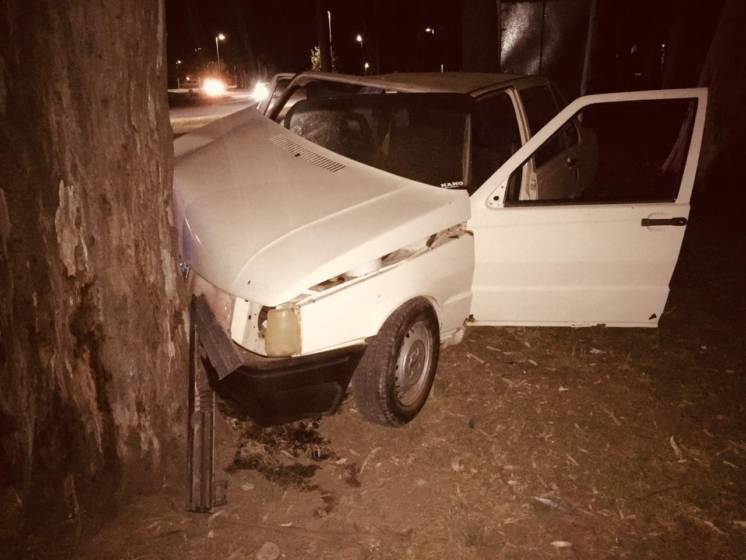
[0,0,186,548]
[697,0,746,176]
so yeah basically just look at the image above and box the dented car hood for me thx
[173,109,470,307]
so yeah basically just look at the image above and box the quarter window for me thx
[520,85,566,167]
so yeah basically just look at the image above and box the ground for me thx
[19,172,746,559]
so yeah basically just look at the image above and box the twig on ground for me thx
[669,436,684,460]
[466,352,485,365]
[600,406,623,426]
[360,447,382,474]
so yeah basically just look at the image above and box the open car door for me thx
[469,88,707,327]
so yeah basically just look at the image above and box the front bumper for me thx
[193,295,366,426]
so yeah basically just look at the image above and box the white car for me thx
[173,72,707,427]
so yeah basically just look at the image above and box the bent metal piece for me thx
[186,298,227,513]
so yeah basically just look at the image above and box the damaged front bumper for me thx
[193,295,366,426]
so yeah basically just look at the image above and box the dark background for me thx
[165,0,724,98]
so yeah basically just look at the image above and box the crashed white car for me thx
[173,72,706,427]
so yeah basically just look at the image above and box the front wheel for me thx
[351,298,440,426]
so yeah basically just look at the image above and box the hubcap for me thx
[394,321,433,407]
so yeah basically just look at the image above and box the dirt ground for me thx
[18,181,746,559]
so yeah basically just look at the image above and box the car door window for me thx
[505,98,698,204]
[471,91,522,192]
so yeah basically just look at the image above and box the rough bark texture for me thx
[0,0,186,547]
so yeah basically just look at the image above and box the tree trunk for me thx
[0,0,186,549]
[697,0,746,176]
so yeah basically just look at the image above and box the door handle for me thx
[641,217,688,227]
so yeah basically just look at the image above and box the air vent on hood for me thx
[270,134,346,173]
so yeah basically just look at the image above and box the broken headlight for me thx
[263,306,301,357]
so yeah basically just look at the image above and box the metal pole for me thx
[215,36,221,72]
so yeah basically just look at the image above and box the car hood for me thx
[173,108,470,306]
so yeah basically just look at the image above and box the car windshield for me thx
[283,93,470,188]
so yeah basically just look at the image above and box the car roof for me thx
[374,72,526,94]
[288,71,534,96]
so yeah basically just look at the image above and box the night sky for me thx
[165,0,724,96]
[166,0,461,81]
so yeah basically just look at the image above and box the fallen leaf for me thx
[551,540,573,548]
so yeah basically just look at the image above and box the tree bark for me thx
[0,0,186,548]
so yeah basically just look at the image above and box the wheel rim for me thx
[394,320,434,408]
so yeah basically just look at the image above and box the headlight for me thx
[202,78,227,97]
[251,81,270,103]
[264,306,301,356]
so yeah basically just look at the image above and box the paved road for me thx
[169,88,255,136]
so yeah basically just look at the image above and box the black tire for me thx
[351,298,440,426]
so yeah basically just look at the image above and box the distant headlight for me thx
[202,78,227,97]
[264,306,301,356]
[251,81,270,103]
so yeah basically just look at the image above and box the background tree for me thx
[0,0,186,549]
[695,0,746,176]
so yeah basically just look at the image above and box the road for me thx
[169,88,254,136]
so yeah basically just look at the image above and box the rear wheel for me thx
[351,298,440,426]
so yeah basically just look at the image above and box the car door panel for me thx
[468,88,707,326]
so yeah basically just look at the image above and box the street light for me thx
[355,34,365,73]
[215,33,226,72]
[425,27,435,35]
[364,61,370,73]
